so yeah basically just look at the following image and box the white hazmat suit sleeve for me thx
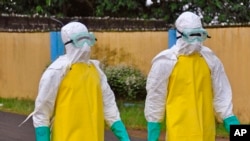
[91,60,121,126]
[33,56,69,127]
[91,60,130,141]
[144,49,177,122]
[200,47,234,119]
[201,46,240,132]
[144,49,177,141]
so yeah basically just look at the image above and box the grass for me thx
[216,122,230,138]
[118,100,229,138]
[0,97,34,115]
[0,97,229,138]
[118,101,147,130]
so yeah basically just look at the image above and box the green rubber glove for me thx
[35,126,50,141]
[223,115,240,133]
[111,120,130,141]
[148,122,161,141]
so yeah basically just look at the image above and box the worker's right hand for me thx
[35,126,50,141]
[148,122,161,141]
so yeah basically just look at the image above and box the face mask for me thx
[64,32,97,48]
[177,28,210,44]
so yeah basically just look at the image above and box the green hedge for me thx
[104,65,147,101]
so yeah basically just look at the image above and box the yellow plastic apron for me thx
[166,53,215,141]
[51,63,104,141]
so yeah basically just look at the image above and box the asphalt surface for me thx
[0,111,229,141]
[0,111,145,141]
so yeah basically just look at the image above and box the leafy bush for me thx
[104,65,147,101]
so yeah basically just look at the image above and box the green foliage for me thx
[35,5,44,14]
[0,0,249,24]
[0,0,65,16]
[94,0,250,24]
[95,0,142,17]
[177,0,250,24]
[104,65,147,101]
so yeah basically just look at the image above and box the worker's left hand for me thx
[223,115,240,133]
[111,120,130,141]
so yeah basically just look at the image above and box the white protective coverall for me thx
[28,22,130,141]
[144,11,240,141]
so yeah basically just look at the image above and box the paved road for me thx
[0,111,229,141]
[0,111,145,141]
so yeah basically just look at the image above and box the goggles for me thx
[64,32,97,48]
[177,28,211,43]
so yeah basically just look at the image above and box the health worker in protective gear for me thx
[144,11,240,141]
[30,22,130,141]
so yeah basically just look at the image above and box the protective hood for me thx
[61,22,92,64]
[174,11,204,55]
[175,11,202,32]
